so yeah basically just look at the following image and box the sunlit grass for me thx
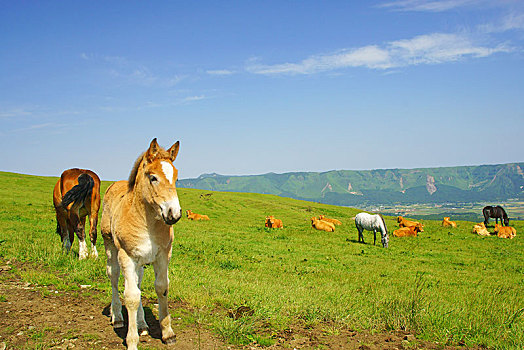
[0,171,523,348]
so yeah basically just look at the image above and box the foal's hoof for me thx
[113,320,125,329]
[163,335,176,345]
[138,327,149,336]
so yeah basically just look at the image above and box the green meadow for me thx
[0,171,523,348]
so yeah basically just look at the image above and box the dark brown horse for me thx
[53,168,101,259]
[483,205,509,227]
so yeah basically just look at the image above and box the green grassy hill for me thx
[178,162,524,206]
[0,171,523,348]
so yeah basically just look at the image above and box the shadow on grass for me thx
[102,303,165,347]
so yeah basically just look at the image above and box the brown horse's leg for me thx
[69,212,88,260]
[88,213,99,258]
[56,210,71,253]
[77,216,88,260]
[67,215,75,251]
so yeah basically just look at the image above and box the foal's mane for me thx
[127,147,172,191]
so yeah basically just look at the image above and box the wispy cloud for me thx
[377,0,486,12]
[80,53,186,88]
[206,69,236,76]
[479,12,524,33]
[181,95,206,103]
[0,108,33,118]
[247,32,511,75]
[11,122,68,133]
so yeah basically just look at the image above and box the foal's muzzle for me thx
[163,208,182,225]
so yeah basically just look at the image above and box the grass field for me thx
[0,171,523,349]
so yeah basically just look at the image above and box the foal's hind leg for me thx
[103,234,124,328]
[136,266,149,336]
[153,255,176,344]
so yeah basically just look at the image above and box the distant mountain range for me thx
[177,163,524,206]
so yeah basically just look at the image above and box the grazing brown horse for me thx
[53,168,101,259]
[101,139,181,350]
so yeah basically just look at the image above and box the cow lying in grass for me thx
[495,224,517,239]
[393,223,424,237]
[266,216,283,228]
[311,217,335,232]
[318,215,342,226]
[472,222,490,236]
[442,217,457,228]
[186,209,210,221]
[397,216,424,231]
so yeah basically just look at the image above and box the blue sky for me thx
[1,0,523,180]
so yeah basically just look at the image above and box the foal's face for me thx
[143,159,182,225]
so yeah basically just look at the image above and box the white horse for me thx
[355,212,389,248]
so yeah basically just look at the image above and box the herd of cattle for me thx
[186,208,518,240]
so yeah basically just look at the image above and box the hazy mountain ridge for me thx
[178,163,524,206]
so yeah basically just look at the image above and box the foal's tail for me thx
[61,173,95,209]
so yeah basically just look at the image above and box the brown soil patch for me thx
[0,259,472,349]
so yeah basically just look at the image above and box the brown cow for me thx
[494,224,517,239]
[318,215,342,226]
[472,222,490,236]
[266,216,283,228]
[442,217,457,228]
[397,216,424,231]
[265,215,274,227]
[186,209,210,221]
[393,223,424,237]
[311,217,335,232]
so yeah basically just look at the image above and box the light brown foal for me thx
[101,138,181,350]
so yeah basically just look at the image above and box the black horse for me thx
[483,205,509,227]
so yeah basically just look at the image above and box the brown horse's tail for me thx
[61,173,95,209]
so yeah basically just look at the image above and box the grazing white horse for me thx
[101,138,181,350]
[355,212,389,248]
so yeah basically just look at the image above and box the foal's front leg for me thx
[153,256,176,344]
[120,252,141,350]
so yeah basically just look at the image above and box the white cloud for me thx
[182,95,206,103]
[247,32,511,75]
[378,0,485,12]
[0,108,33,118]
[389,33,510,65]
[479,12,524,33]
[206,69,236,76]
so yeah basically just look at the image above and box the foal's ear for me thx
[146,138,160,163]
[168,141,180,162]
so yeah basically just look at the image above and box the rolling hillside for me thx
[178,162,524,206]
[0,170,523,348]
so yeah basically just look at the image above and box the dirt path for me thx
[0,260,467,349]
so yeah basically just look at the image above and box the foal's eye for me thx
[149,175,159,184]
